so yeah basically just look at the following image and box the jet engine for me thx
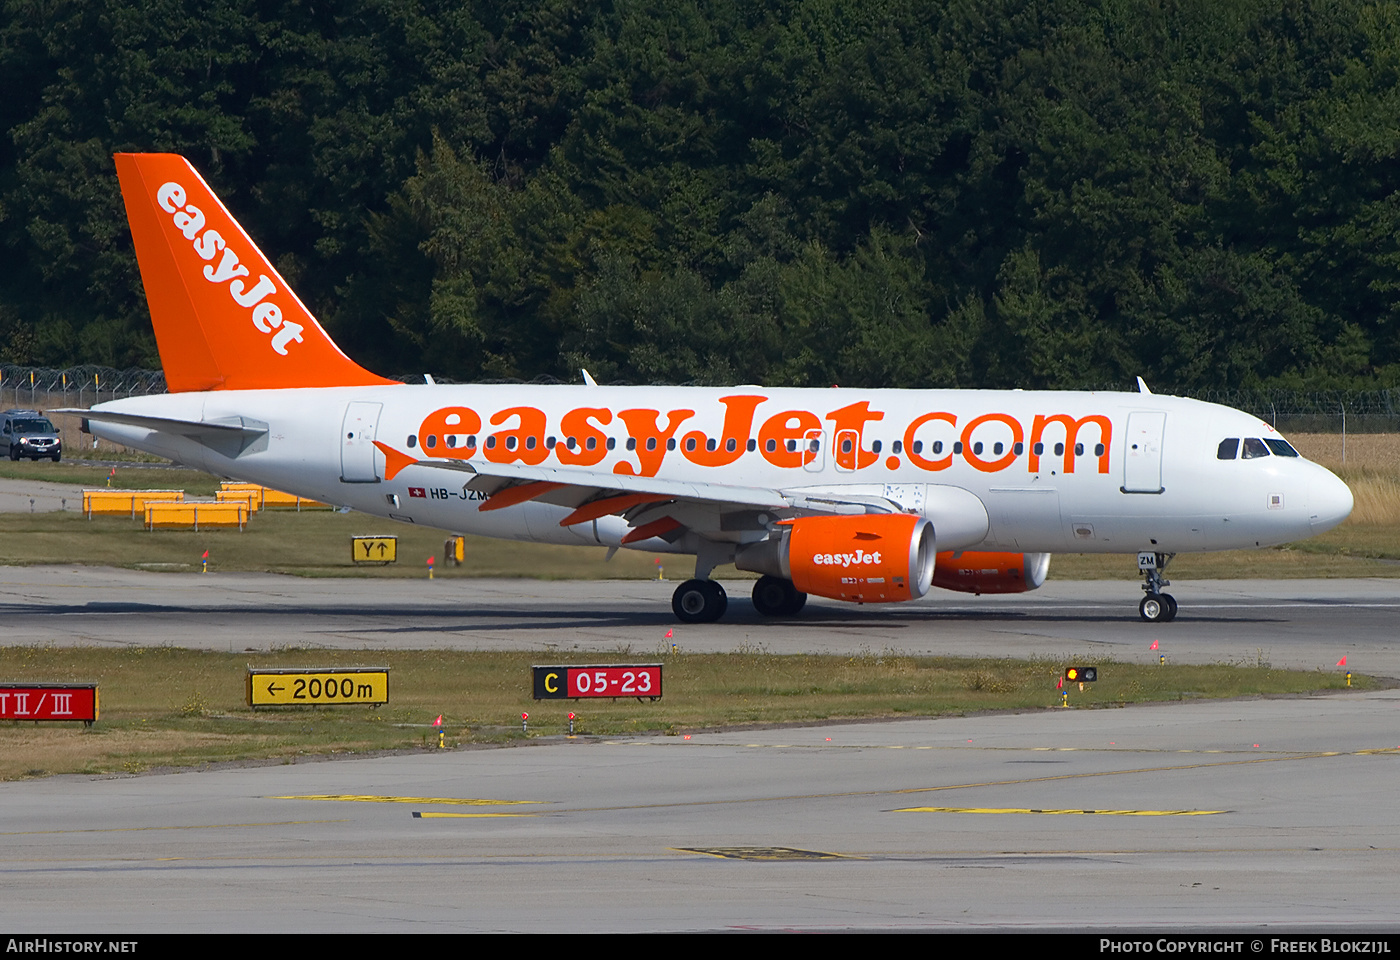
[735,514,935,603]
[931,551,1050,594]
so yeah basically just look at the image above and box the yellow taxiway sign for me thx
[246,668,389,707]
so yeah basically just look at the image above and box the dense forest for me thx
[1,0,1397,392]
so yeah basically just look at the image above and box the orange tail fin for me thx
[115,153,397,392]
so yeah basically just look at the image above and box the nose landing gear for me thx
[1137,551,1177,622]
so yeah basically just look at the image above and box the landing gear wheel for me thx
[752,576,807,617]
[1136,552,1179,623]
[786,589,807,616]
[1140,594,1169,622]
[1160,593,1178,622]
[672,579,728,624]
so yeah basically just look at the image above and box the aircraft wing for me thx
[375,442,898,545]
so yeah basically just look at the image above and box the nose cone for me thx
[1309,468,1354,535]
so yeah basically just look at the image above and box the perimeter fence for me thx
[2,366,1397,434]
[1183,389,1400,434]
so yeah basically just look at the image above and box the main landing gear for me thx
[672,579,728,623]
[670,576,808,623]
[751,576,807,618]
[1137,551,1178,622]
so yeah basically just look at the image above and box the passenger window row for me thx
[406,432,1109,461]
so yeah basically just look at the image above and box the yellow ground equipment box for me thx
[83,489,184,519]
[215,489,261,513]
[145,501,248,531]
[444,535,465,565]
[222,482,328,510]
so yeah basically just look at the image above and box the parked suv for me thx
[2,410,62,461]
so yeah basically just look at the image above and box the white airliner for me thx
[70,153,1354,624]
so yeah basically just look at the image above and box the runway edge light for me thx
[1065,666,1098,683]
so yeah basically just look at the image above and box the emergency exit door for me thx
[340,401,383,483]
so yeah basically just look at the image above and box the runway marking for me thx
[549,750,1353,816]
[892,806,1226,816]
[5,845,1400,869]
[609,739,1374,758]
[412,812,536,819]
[676,846,854,861]
[269,794,542,806]
[0,820,350,837]
[888,753,1342,799]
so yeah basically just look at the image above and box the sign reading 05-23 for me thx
[533,664,662,701]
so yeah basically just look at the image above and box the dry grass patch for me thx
[1286,433,1400,473]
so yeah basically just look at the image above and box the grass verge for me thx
[0,510,669,579]
[0,646,1373,780]
[0,460,220,495]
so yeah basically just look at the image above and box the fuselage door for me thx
[1122,411,1166,494]
[341,401,383,483]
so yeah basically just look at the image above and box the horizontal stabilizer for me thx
[58,408,269,458]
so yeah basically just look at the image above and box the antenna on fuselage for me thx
[1136,376,1152,394]
[581,369,598,387]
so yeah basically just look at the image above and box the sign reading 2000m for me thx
[246,667,389,707]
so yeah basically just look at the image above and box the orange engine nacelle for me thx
[931,551,1050,595]
[734,514,935,603]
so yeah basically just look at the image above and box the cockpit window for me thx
[1264,438,1299,457]
[1217,438,1239,460]
[1241,438,1270,459]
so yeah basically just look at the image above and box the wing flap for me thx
[372,444,907,541]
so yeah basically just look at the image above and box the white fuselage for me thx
[87,385,1354,557]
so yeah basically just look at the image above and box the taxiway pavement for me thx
[0,566,1396,675]
[1,568,1397,932]
[1,691,1397,932]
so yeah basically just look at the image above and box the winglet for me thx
[372,441,419,481]
[115,153,399,392]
